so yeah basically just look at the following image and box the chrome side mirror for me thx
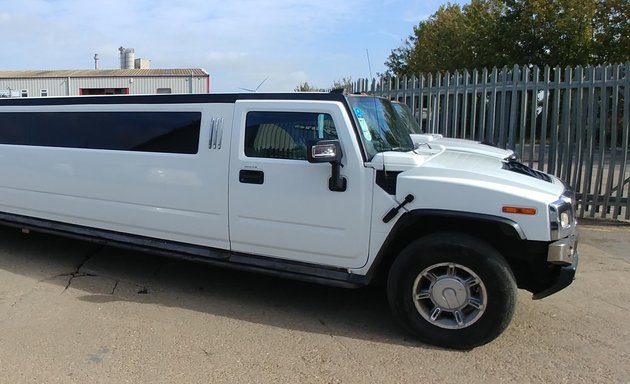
[307,140,346,192]
[307,140,342,164]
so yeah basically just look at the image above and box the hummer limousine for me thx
[0,92,578,349]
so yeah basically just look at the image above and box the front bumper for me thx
[547,234,578,265]
[532,251,579,300]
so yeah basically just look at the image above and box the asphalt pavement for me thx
[0,219,629,383]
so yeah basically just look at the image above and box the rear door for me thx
[228,100,373,269]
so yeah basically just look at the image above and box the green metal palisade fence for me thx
[353,63,630,221]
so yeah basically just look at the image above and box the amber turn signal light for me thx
[502,206,537,215]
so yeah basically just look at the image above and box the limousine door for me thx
[228,101,373,269]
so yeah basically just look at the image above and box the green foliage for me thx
[385,0,630,76]
[593,0,630,63]
[501,0,596,66]
[385,34,416,76]
[294,78,354,93]
[294,82,322,92]
[462,0,508,68]
[330,77,354,92]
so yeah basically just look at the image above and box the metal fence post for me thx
[356,63,629,220]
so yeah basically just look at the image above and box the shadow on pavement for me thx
[0,226,425,348]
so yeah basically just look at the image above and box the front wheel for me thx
[387,232,517,349]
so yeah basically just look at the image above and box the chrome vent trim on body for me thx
[209,118,224,149]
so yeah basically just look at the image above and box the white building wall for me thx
[0,78,66,97]
[0,75,209,97]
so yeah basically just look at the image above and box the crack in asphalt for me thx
[62,272,97,291]
[110,280,119,295]
[61,246,104,294]
[4,246,97,321]
[29,245,163,297]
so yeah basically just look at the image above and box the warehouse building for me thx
[0,47,210,97]
[0,68,209,97]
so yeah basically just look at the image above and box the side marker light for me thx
[502,206,537,215]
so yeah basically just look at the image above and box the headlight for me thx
[560,211,571,228]
[549,199,575,240]
[549,184,576,240]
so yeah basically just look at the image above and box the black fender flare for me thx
[360,209,526,284]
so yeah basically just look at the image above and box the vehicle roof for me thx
[0,92,349,106]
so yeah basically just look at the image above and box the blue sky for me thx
[0,0,465,92]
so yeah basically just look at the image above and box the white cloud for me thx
[0,0,464,91]
[0,12,12,23]
[202,52,250,68]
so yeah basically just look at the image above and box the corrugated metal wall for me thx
[0,75,208,97]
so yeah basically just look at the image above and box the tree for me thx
[330,77,354,92]
[385,1,504,75]
[500,0,596,67]
[462,0,508,68]
[294,78,354,93]
[294,82,322,92]
[407,4,471,73]
[592,0,630,63]
[384,34,416,76]
[385,0,629,76]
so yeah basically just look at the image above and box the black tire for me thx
[387,232,517,349]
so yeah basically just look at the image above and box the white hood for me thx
[398,150,564,196]
[410,133,514,159]
[369,150,566,241]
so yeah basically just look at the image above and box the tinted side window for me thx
[0,112,201,154]
[244,112,337,160]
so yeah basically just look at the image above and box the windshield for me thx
[392,102,423,134]
[347,96,414,160]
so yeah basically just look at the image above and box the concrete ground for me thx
[0,220,629,383]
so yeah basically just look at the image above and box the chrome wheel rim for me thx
[412,262,487,329]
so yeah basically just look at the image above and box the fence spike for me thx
[353,64,629,220]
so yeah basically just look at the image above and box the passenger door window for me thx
[244,111,337,160]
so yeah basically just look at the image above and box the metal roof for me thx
[0,92,346,106]
[0,68,209,78]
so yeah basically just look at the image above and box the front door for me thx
[228,100,373,269]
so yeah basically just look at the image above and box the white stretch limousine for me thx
[0,92,578,349]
